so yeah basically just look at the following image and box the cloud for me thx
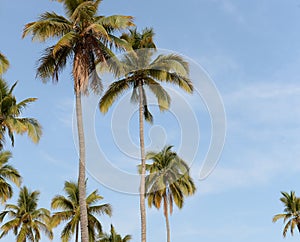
[190,51,300,193]
[210,0,245,24]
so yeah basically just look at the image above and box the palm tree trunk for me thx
[75,222,79,242]
[75,92,89,242]
[163,195,171,242]
[138,81,146,242]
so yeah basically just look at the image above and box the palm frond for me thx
[22,12,72,41]
[97,15,135,31]
[53,32,77,57]
[99,78,132,113]
[144,78,170,111]
[0,53,9,75]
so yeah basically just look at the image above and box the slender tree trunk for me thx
[138,81,146,242]
[75,92,89,242]
[163,196,171,242]
[75,222,79,242]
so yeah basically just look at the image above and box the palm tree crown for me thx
[0,186,53,241]
[100,28,193,122]
[0,79,42,148]
[144,145,196,242]
[0,150,22,203]
[51,181,112,242]
[23,0,134,94]
[273,191,300,237]
[97,224,132,242]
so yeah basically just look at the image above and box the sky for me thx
[1,0,300,241]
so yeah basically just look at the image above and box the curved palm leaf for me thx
[273,191,300,237]
[0,79,42,148]
[0,53,9,75]
[0,150,21,203]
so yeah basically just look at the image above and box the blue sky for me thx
[1,0,300,241]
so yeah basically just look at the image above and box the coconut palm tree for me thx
[22,1,134,241]
[99,28,193,242]
[0,52,41,149]
[0,52,9,75]
[97,224,132,242]
[0,186,53,241]
[51,181,112,242]
[273,191,300,237]
[144,145,196,242]
[0,79,42,149]
[0,150,21,203]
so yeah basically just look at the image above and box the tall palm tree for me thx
[0,79,42,149]
[0,52,9,75]
[100,28,193,242]
[273,191,300,237]
[97,224,132,242]
[51,181,112,242]
[144,145,196,242]
[22,1,134,241]
[0,186,53,241]
[0,150,22,204]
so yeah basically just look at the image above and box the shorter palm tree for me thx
[0,150,22,203]
[0,186,53,241]
[273,191,300,237]
[51,181,112,242]
[144,145,196,242]
[97,224,132,242]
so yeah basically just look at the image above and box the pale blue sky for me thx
[1,0,300,241]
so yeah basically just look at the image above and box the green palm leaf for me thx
[273,191,300,237]
[0,53,9,75]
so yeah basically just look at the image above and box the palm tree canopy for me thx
[0,52,9,75]
[0,79,42,148]
[99,28,193,123]
[0,150,22,203]
[144,145,196,212]
[0,186,53,241]
[97,224,132,242]
[51,180,112,241]
[22,0,134,95]
[273,191,300,237]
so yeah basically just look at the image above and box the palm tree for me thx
[0,52,41,149]
[0,52,9,75]
[51,181,112,242]
[0,150,22,204]
[273,191,300,237]
[97,224,132,242]
[0,79,42,149]
[0,186,53,241]
[144,145,196,242]
[22,1,134,241]
[99,28,193,242]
